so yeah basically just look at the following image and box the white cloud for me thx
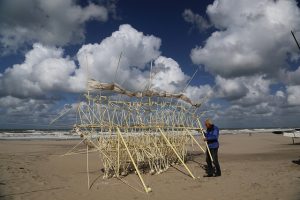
[214,75,273,107]
[0,23,162,97]
[0,0,109,52]
[0,43,76,98]
[275,90,285,98]
[182,9,210,31]
[68,24,162,92]
[232,75,271,106]
[186,0,300,128]
[0,95,71,129]
[0,95,52,116]
[191,0,300,78]
[150,56,189,93]
[210,78,300,128]
[215,76,248,100]
[282,66,300,85]
[0,96,22,108]
[0,23,217,128]
[184,85,213,104]
[215,102,275,127]
[0,24,210,106]
[287,85,300,106]
[70,22,211,103]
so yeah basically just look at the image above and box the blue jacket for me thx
[204,125,219,149]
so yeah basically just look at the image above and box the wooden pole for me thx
[113,52,123,83]
[158,128,196,179]
[116,127,151,193]
[87,145,90,189]
[196,118,214,162]
[62,138,85,156]
[117,133,120,177]
[182,68,198,93]
[184,128,205,153]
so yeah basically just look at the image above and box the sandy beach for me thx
[0,132,299,200]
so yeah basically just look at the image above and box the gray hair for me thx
[205,118,213,125]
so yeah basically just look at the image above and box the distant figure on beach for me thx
[203,119,221,177]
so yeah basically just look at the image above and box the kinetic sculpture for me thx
[65,78,212,193]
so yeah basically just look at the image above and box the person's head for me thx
[204,119,213,129]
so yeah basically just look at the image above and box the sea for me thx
[0,129,79,140]
[0,128,298,140]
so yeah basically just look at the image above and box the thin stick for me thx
[116,127,151,193]
[49,106,73,125]
[117,133,120,177]
[113,52,123,83]
[61,138,85,156]
[182,68,198,93]
[87,145,90,189]
[85,54,91,107]
[63,149,98,156]
[158,128,196,179]
[148,60,153,90]
[184,128,205,153]
[117,177,145,194]
[291,30,300,51]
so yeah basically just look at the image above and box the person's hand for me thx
[197,128,204,133]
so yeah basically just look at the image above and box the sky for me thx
[0,0,300,129]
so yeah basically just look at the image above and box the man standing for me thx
[203,119,221,177]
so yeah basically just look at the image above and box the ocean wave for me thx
[219,128,296,134]
[0,130,80,140]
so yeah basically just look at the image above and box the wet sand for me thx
[0,132,299,200]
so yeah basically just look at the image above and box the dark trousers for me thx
[206,148,221,176]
